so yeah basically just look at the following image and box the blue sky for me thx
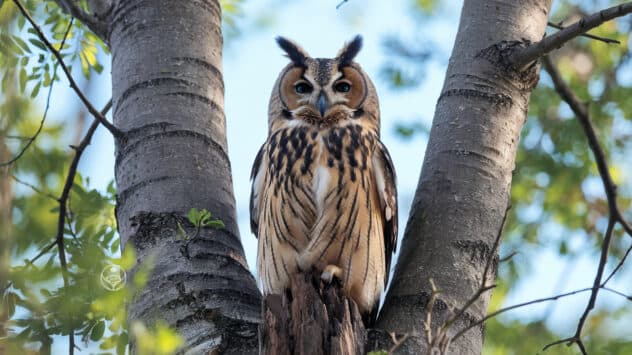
[36,0,631,351]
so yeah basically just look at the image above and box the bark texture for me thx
[259,273,366,355]
[377,1,553,354]
[109,0,260,353]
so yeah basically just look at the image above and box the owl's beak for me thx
[317,92,328,117]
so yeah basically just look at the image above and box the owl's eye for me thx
[295,82,312,94]
[334,82,351,93]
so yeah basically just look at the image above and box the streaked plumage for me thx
[250,36,397,322]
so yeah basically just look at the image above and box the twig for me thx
[12,0,121,137]
[388,332,410,355]
[423,279,439,347]
[336,0,349,10]
[547,21,620,44]
[542,56,632,354]
[602,286,632,300]
[1,240,58,294]
[542,56,632,238]
[450,283,631,343]
[602,243,632,285]
[453,287,591,342]
[572,217,616,351]
[510,2,632,69]
[423,279,452,355]
[541,336,577,352]
[52,0,108,42]
[498,251,518,263]
[0,19,73,167]
[11,174,59,201]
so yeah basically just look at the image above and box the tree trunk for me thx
[259,273,366,355]
[109,0,260,353]
[377,1,553,354]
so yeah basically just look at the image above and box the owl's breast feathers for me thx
[250,123,397,312]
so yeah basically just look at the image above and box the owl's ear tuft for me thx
[276,36,309,68]
[337,35,363,67]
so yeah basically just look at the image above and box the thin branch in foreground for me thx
[453,288,590,342]
[499,250,518,263]
[572,217,616,350]
[542,56,632,238]
[542,56,632,354]
[510,2,632,69]
[547,21,620,44]
[1,240,58,294]
[602,243,632,285]
[11,0,121,137]
[388,332,410,355]
[10,174,59,201]
[54,99,112,355]
[336,0,349,10]
[0,19,74,167]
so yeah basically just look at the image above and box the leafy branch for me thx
[11,0,121,137]
[538,56,632,355]
[510,2,632,69]
[0,19,74,167]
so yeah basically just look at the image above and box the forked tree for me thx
[4,0,632,354]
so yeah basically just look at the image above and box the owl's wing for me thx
[373,140,398,285]
[250,144,267,238]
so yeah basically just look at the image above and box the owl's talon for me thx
[321,264,343,284]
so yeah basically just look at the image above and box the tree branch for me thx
[11,0,121,137]
[546,21,620,44]
[52,0,108,42]
[510,2,632,69]
[570,217,616,355]
[54,99,111,355]
[542,56,632,238]
[10,174,59,201]
[542,55,632,355]
[602,243,632,285]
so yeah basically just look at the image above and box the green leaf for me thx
[19,67,27,92]
[187,208,200,225]
[91,320,106,341]
[28,38,47,51]
[18,14,25,30]
[31,81,41,98]
[205,220,224,229]
[367,351,388,355]
[117,331,129,355]
[13,36,31,53]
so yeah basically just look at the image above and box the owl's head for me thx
[268,35,379,133]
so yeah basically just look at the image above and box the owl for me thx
[250,35,397,324]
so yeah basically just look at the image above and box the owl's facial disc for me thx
[279,65,367,127]
[277,35,367,128]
